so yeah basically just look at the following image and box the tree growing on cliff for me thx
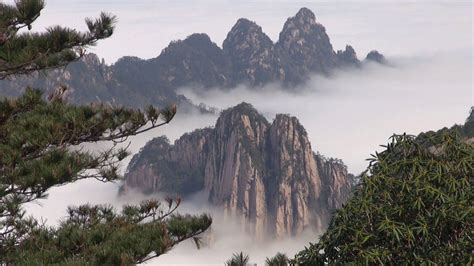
[0,1,211,264]
[293,132,473,264]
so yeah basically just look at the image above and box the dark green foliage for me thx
[0,0,115,79]
[226,252,251,266]
[293,133,473,265]
[0,1,211,264]
[417,107,474,147]
[8,199,211,265]
[265,252,289,266]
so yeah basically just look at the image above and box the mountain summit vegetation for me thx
[293,112,474,264]
[0,1,211,264]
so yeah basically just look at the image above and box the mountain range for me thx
[123,103,354,239]
[0,7,384,111]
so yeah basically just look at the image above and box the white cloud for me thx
[20,2,473,265]
[181,49,472,174]
[6,1,471,63]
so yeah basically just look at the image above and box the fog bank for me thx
[181,50,473,174]
[22,2,472,265]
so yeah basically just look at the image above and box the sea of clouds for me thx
[22,1,472,265]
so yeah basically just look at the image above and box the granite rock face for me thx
[124,103,353,238]
[276,7,338,83]
[223,19,283,86]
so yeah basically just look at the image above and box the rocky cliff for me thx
[124,103,353,238]
[0,8,384,110]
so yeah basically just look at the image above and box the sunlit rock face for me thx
[0,8,383,109]
[124,103,353,239]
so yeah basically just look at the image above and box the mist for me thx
[181,50,473,174]
[4,1,471,63]
[21,1,472,265]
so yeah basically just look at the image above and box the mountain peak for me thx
[294,7,317,23]
[229,101,255,110]
[223,18,279,86]
[233,18,260,31]
[224,18,267,44]
[365,50,386,64]
[221,102,257,116]
[124,103,352,238]
[0,7,386,109]
[336,45,360,67]
[183,33,213,46]
[278,7,336,76]
[217,102,269,129]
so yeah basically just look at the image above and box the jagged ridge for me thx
[0,7,385,110]
[124,103,353,239]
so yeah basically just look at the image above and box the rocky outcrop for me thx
[223,19,283,86]
[150,33,232,89]
[126,129,212,195]
[276,7,338,83]
[336,45,361,68]
[365,50,386,64]
[0,8,385,109]
[124,103,353,238]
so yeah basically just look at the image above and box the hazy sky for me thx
[18,1,473,265]
[6,0,472,64]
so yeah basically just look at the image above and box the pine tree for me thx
[0,1,211,264]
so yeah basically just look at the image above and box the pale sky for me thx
[6,0,473,64]
[19,1,473,265]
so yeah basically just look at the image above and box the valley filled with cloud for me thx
[21,1,472,265]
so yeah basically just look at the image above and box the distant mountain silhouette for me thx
[0,7,384,110]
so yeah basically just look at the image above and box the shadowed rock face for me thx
[124,103,353,239]
[365,50,387,64]
[337,45,361,68]
[150,33,233,89]
[0,8,384,110]
[276,7,338,83]
[223,19,283,87]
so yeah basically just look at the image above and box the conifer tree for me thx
[0,1,211,264]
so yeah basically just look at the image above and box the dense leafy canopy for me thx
[266,252,289,266]
[226,252,251,266]
[293,132,473,264]
[0,0,211,264]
